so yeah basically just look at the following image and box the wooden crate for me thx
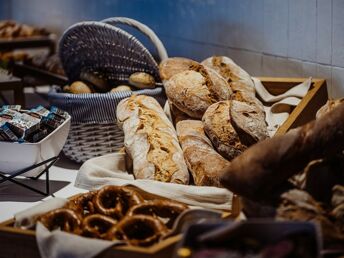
[0,194,241,258]
[258,77,328,135]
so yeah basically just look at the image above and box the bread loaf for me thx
[159,57,199,81]
[202,56,254,89]
[202,101,246,160]
[117,95,189,184]
[176,120,230,187]
[163,66,231,119]
[220,101,344,201]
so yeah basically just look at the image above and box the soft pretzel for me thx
[38,208,82,234]
[93,185,144,219]
[64,191,97,217]
[82,214,118,239]
[127,200,187,229]
[105,215,168,246]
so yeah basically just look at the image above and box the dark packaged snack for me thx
[0,109,21,120]
[41,113,63,130]
[27,105,50,119]
[7,113,41,139]
[0,122,19,142]
[1,105,21,111]
[26,128,48,143]
[50,106,68,120]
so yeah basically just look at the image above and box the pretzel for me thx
[64,191,97,217]
[93,185,144,219]
[82,214,118,239]
[127,200,188,229]
[38,208,82,234]
[105,215,168,246]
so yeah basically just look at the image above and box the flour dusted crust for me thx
[202,101,246,161]
[176,120,230,187]
[117,95,189,184]
[159,57,199,81]
[202,56,254,88]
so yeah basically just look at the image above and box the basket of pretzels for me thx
[48,17,168,163]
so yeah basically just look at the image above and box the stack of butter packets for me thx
[0,105,68,143]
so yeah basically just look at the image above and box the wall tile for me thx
[288,0,317,61]
[331,66,344,98]
[302,61,318,77]
[263,0,288,56]
[262,55,291,76]
[316,0,332,64]
[332,0,344,67]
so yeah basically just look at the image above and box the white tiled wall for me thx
[2,0,344,98]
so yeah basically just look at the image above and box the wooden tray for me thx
[0,192,241,258]
[258,77,328,134]
[0,35,56,54]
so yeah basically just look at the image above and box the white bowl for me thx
[0,115,71,177]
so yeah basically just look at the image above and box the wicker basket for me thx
[48,17,168,163]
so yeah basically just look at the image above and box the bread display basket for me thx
[48,17,168,163]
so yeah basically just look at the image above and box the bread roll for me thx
[220,101,344,201]
[159,57,199,81]
[164,67,231,119]
[117,95,189,184]
[202,101,246,160]
[176,120,230,187]
[129,72,155,89]
[69,81,92,94]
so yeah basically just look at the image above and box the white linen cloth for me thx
[252,77,312,136]
[75,152,233,211]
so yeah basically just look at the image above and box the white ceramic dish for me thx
[0,115,71,177]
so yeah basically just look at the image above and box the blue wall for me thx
[1,0,344,98]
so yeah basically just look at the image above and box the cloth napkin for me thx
[252,77,312,136]
[75,152,233,211]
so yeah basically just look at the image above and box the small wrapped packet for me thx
[0,109,22,120]
[0,122,19,142]
[26,128,49,143]
[50,106,68,120]
[41,113,63,131]
[1,105,21,112]
[26,105,50,119]
[7,113,41,139]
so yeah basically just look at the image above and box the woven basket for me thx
[48,17,168,163]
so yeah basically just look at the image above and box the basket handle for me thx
[101,17,168,62]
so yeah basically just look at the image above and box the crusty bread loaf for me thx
[202,56,254,89]
[163,66,231,119]
[117,95,189,184]
[176,120,230,187]
[220,101,344,201]
[202,101,246,160]
[316,98,344,119]
[230,100,269,145]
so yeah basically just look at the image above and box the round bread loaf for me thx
[164,67,231,119]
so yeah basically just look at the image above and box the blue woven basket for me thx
[48,17,168,163]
